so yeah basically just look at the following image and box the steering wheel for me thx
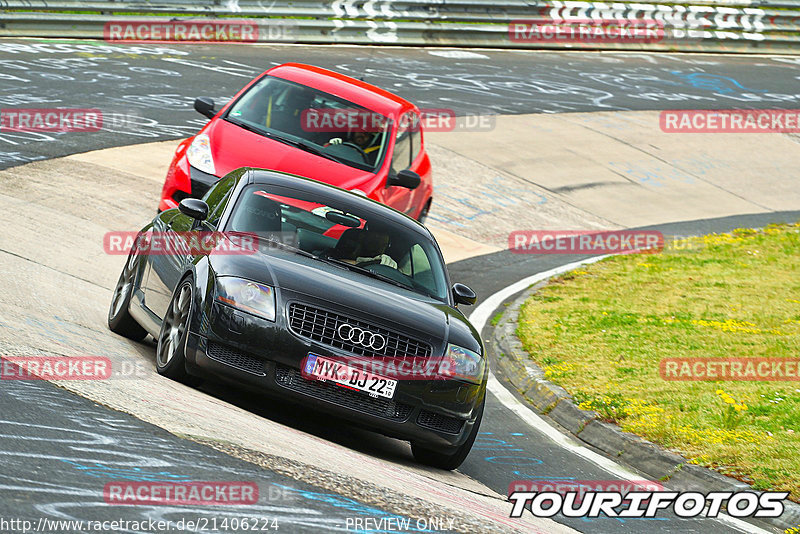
[340,142,369,164]
[357,259,382,267]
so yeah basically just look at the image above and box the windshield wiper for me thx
[257,237,317,258]
[289,140,345,165]
[226,118,298,148]
[225,117,344,165]
[226,117,269,136]
[361,267,439,299]
[258,237,355,267]
[324,258,417,292]
[258,241,437,298]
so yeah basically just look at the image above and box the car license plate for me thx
[303,354,397,399]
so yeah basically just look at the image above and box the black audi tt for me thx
[108,168,486,469]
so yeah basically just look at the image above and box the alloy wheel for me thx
[157,282,192,367]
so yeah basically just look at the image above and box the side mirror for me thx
[178,198,209,221]
[194,97,216,119]
[388,169,421,190]
[452,283,477,306]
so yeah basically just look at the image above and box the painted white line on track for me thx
[468,256,774,534]
[469,256,608,341]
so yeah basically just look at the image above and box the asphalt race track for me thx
[2,39,800,168]
[0,378,435,533]
[1,38,799,534]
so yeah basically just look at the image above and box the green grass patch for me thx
[517,223,800,500]
[490,310,505,327]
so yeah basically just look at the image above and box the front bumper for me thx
[159,154,219,211]
[184,299,484,449]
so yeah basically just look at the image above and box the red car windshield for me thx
[224,76,391,172]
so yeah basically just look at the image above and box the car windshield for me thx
[224,76,390,172]
[226,184,448,301]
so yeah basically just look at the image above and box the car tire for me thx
[411,398,484,470]
[417,199,431,224]
[155,276,195,382]
[108,244,148,341]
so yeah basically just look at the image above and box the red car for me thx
[159,63,433,222]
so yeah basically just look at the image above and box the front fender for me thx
[188,257,212,338]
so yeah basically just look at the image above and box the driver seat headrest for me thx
[331,228,363,259]
[237,193,282,234]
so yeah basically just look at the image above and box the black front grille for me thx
[288,303,432,360]
[171,189,189,204]
[417,410,465,435]
[274,364,413,421]
[190,178,213,199]
[207,342,265,376]
[189,165,219,199]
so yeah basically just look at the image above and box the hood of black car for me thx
[208,248,478,352]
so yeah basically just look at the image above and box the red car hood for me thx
[207,119,374,190]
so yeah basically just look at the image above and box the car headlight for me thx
[439,343,484,384]
[186,133,216,176]
[216,277,275,321]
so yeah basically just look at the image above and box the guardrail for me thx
[1,1,799,53]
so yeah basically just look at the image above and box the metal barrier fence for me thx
[1,1,799,53]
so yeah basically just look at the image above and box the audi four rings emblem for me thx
[337,324,386,351]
